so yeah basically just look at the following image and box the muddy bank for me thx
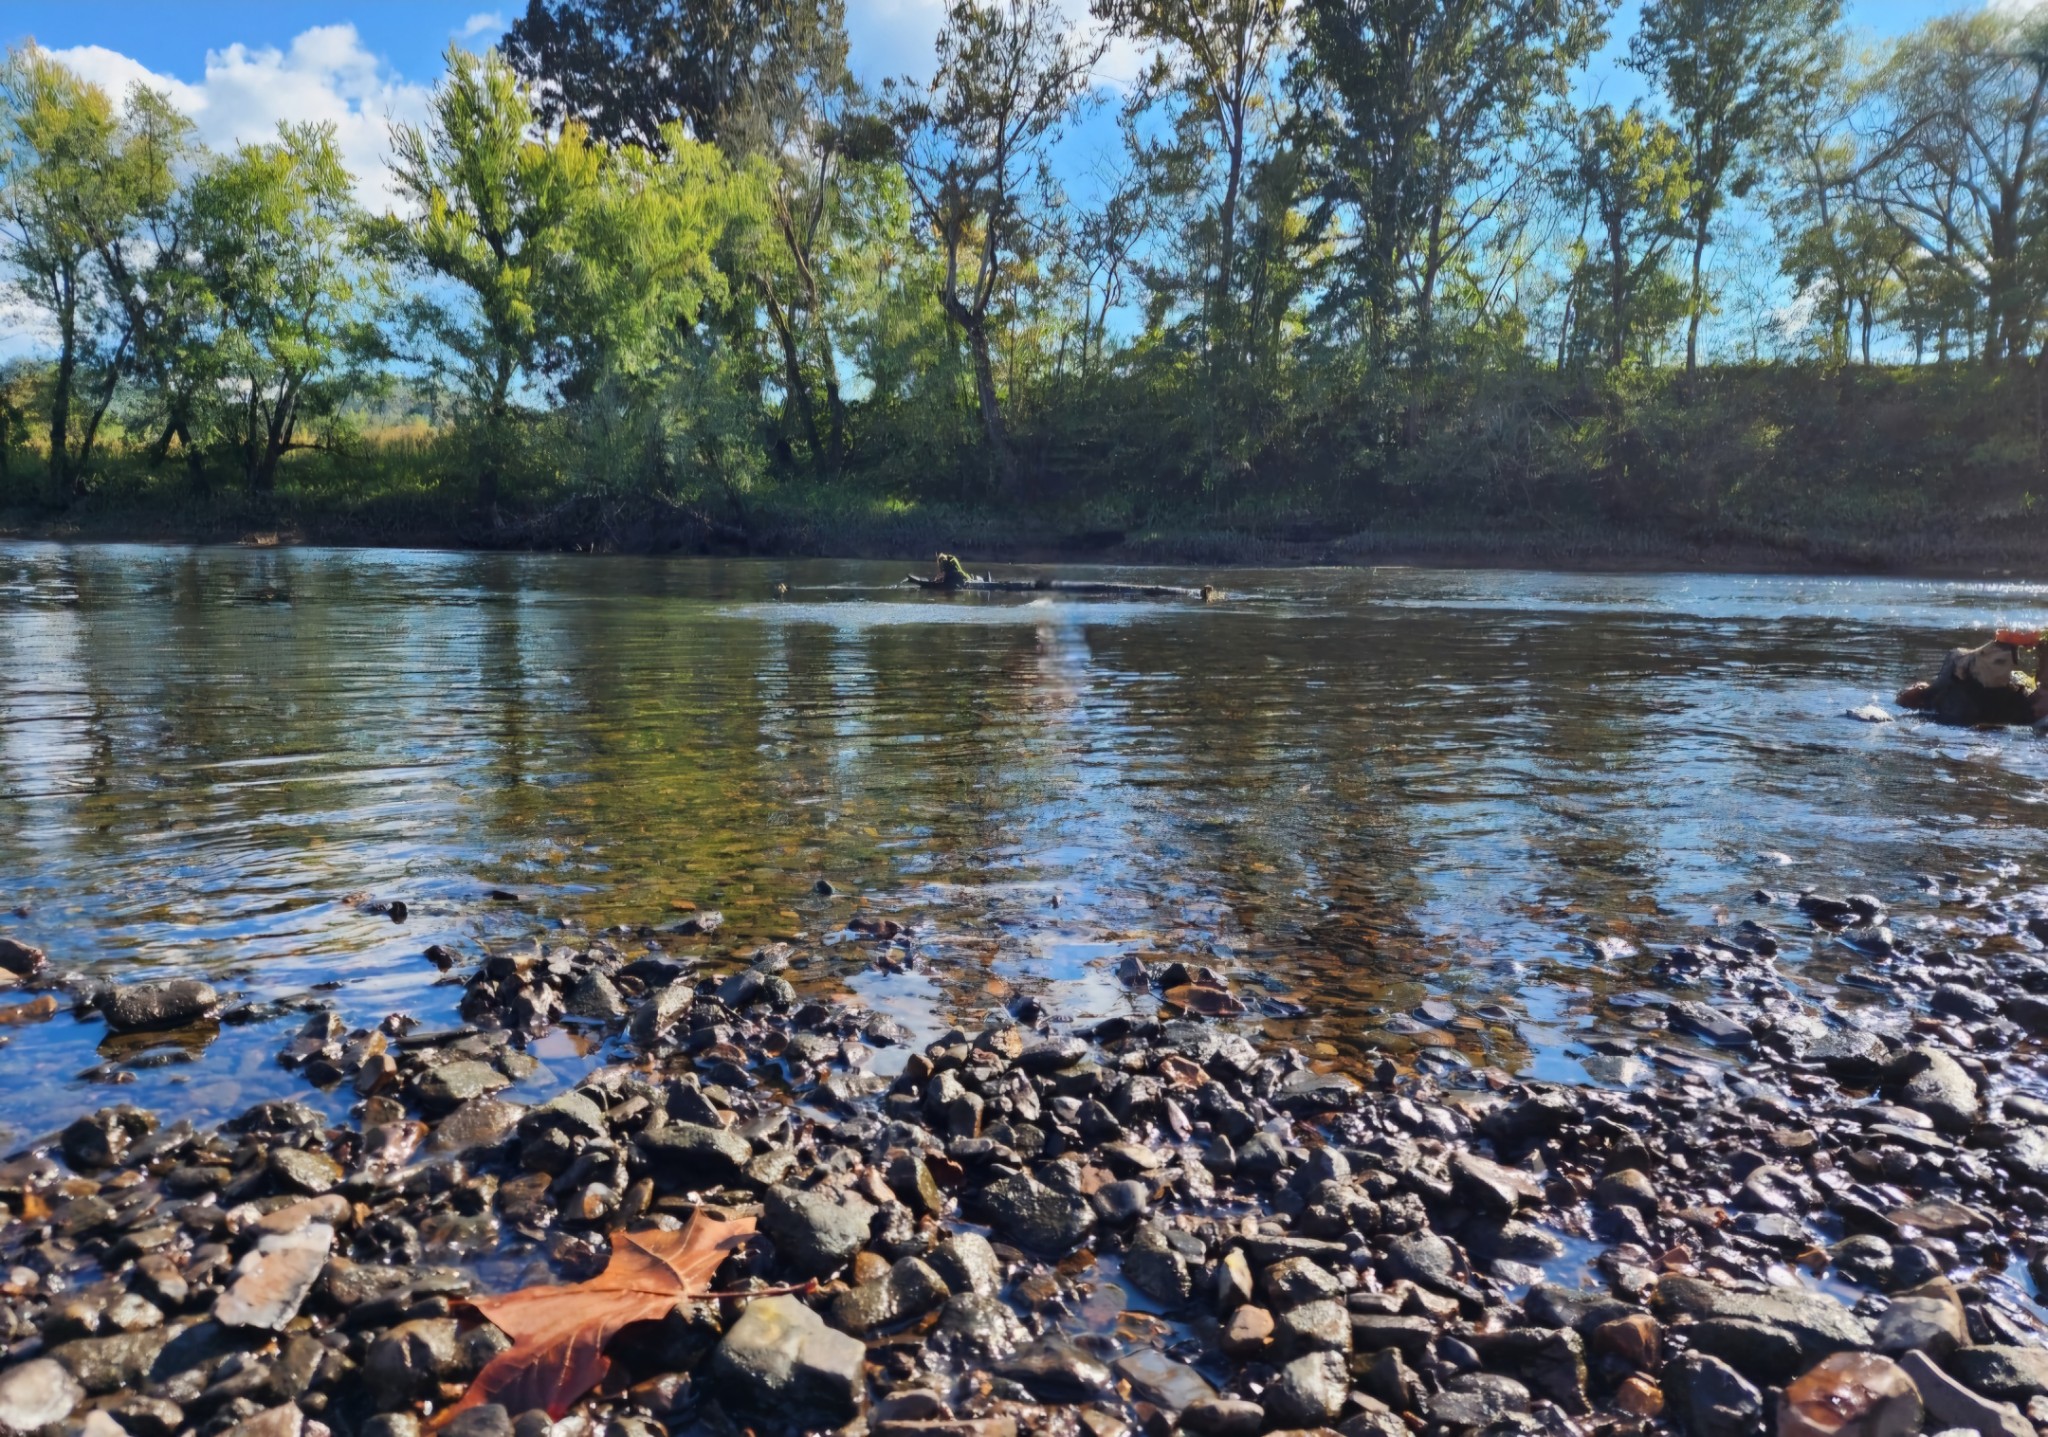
[6,878,2048,1437]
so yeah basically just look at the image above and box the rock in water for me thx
[0,937,45,977]
[100,980,219,1032]
[710,1294,866,1429]
[0,1358,85,1436]
[1846,706,1893,724]
[1778,1354,1922,1437]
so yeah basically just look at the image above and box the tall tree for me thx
[888,0,1104,493]
[1861,11,2047,367]
[0,46,182,500]
[502,0,844,149]
[1095,0,1290,363]
[1296,0,1605,378]
[1627,0,1842,374]
[1555,104,1692,368]
[187,124,388,493]
[392,46,604,507]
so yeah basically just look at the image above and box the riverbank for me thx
[5,490,2047,581]
[5,873,2048,1437]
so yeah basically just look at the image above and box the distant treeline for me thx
[0,0,2043,547]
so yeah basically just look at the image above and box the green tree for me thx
[888,0,1105,494]
[0,46,186,500]
[1862,11,2048,367]
[1627,0,1842,374]
[187,123,389,493]
[1296,0,1606,397]
[1095,0,1290,366]
[502,0,846,149]
[1555,104,1692,369]
[391,46,604,507]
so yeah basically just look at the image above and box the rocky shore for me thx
[6,880,2048,1437]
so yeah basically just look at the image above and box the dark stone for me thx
[1665,1352,1764,1437]
[101,981,220,1033]
[994,1337,1113,1402]
[976,1172,1095,1255]
[637,1123,752,1189]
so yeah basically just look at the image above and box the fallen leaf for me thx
[1162,984,1245,1017]
[442,1211,754,1422]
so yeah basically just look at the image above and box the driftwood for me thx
[902,575,1217,599]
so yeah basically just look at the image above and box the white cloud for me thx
[458,12,509,39]
[47,25,433,213]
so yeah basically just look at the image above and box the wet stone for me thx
[101,980,220,1033]
[1667,1352,1765,1437]
[1779,1354,1922,1437]
[977,1171,1095,1255]
[1181,1397,1264,1437]
[415,1061,512,1116]
[268,1147,342,1195]
[1429,1373,1532,1429]
[1899,1351,2033,1437]
[429,1096,526,1153]
[929,1232,1002,1298]
[1948,1347,2048,1404]
[637,1122,752,1189]
[1111,1349,1216,1414]
[994,1337,1114,1402]
[1680,1319,1805,1386]
[1265,1352,1348,1427]
[1873,1279,1967,1358]
[1888,1049,1978,1133]
[564,972,627,1021]
[934,1293,1030,1359]
[828,1256,949,1335]
[764,1185,876,1278]
[1654,1277,1872,1360]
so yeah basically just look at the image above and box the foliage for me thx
[0,0,2045,545]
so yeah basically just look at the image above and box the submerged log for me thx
[902,575,1218,599]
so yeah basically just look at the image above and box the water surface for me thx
[4,543,2046,1138]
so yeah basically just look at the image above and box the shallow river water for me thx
[4,542,2047,1143]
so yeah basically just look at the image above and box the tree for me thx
[1095,0,1290,364]
[721,33,891,478]
[1296,0,1605,387]
[187,124,388,493]
[1861,11,2047,367]
[1627,0,1842,374]
[1555,104,1692,368]
[392,46,604,507]
[0,46,184,500]
[888,0,1105,493]
[502,0,845,150]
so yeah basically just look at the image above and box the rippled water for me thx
[4,542,2047,1142]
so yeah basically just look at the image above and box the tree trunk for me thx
[1684,209,1707,376]
[764,290,824,468]
[48,281,76,505]
[963,318,1014,494]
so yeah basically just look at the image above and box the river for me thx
[2,542,2045,1143]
